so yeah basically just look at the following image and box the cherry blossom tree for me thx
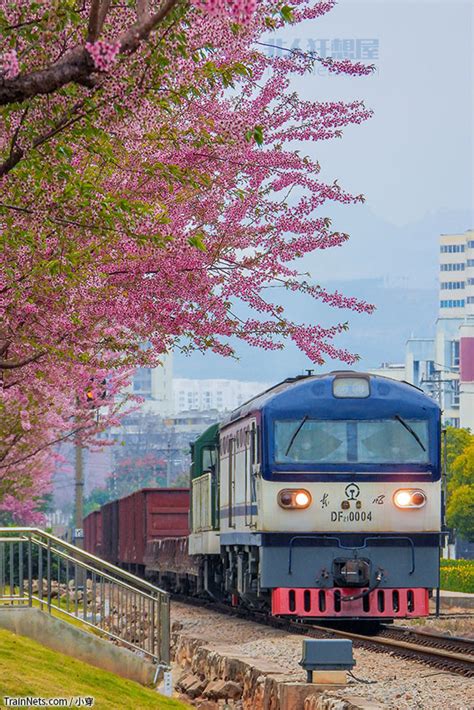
[1,0,374,520]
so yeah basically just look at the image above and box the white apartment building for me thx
[173,378,271,414]
[438,230,474,317]
[368,363,406,381]
[405,229,474,430]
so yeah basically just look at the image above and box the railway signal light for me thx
[84,378,107,407]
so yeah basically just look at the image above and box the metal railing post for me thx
[27,536,32,607]
[47,538,51,614]
[160,593,170,666]
[19,540,24,602]
[0,539,4,599]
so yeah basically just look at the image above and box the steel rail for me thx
[378,624,474,654]
[288,620,474,665]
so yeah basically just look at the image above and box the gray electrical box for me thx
[299,639,355,675]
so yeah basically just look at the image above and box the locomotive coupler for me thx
[332,557,371,587]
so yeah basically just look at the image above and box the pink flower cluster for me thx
[20,410,31,431]
[85,39,121,72]
[0,49,19,79]
[320,57,374,76]
[192,0,257,24]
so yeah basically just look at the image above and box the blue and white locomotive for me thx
[187,371,442,620]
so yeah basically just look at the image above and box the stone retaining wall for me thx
[171,629,383,710]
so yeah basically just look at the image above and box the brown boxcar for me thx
[118,488,190,569]
[101,499,119,565]
[83,510,102,556]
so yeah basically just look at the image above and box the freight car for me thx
[83,509,102,556]
[84,488,190,574]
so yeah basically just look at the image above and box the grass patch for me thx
[1,587,94,635]
[440,558,474,594]
[0,628,189,710]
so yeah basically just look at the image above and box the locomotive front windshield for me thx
[274,418,430,465]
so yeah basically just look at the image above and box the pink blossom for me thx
[20,410,31,432]
[320,57,375,76]
[85,40,121,72]
[191,0,257,24]
[1,49,19,79]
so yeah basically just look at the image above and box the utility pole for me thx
[74,440,84,548]
[166,438,172,487]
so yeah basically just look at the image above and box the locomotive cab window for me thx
[274,418,430,464]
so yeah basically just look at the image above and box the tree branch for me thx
[0,352,47,370]
[137,0,151,21]
[0,424,94,470]
[87,0,113,42]
[0,100,87,176]
[0,0,180,107]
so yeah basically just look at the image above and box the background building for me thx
[173,378,271,414]
[131,353,174,416]
[368,363,406,381]
[404,229,474,428]
[368,230,473,430]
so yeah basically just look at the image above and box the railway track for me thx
[173,595,474,678]
[379,624,474,654]
[283,619,474,678]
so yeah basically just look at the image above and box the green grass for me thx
[440,558,474,594]
[0,628,189,710]
[2,587,94,635]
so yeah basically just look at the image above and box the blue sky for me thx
[175,0,473,380]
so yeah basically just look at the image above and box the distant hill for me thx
[174,277,437,382]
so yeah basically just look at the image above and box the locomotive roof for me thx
[220,371,439,427]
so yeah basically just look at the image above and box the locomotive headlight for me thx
[295,491,311,508]
[278,489,312,509]
[393,489,426,509]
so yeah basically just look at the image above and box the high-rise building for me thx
[131,353,174,416]
[438,230,474,317]
[173,378,271,414]
[405,229,474,428]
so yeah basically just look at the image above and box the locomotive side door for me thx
[202,443,219,530]
[228,436,236,528]
[245,421,258,528]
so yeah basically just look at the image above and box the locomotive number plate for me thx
[330,510,373,523]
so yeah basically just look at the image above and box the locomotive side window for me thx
[274,418,430,464]
[202,445,217,473]
[250,423,257,464]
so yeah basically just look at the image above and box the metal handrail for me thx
[0,527,170,669]
[27,538,159,601]
[0,528,165,593]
